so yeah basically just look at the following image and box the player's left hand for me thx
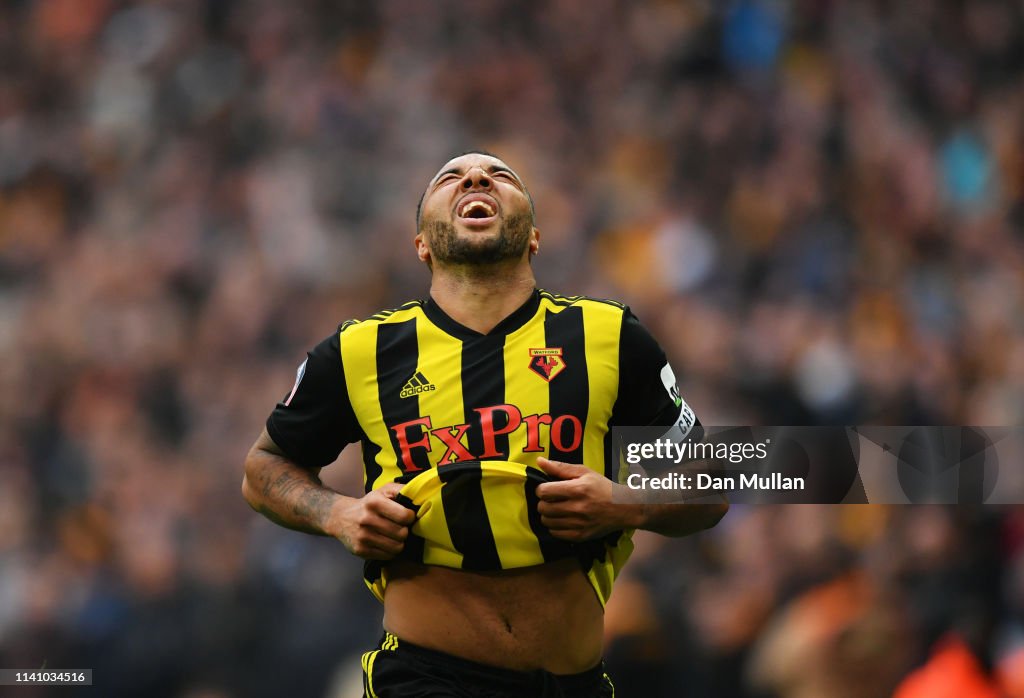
[535,457,629,542]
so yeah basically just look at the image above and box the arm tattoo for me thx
[252,454,336,536]
[292,487,334,523]
[263,469,313,500]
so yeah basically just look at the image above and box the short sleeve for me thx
[612,310,701,438]
[266,333,362,469]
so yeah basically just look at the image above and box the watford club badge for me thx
[528,348,566,382]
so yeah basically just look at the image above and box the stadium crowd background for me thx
[1,1,1023,696]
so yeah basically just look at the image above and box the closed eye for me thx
[490,170,525,190]
[432,173,459,189]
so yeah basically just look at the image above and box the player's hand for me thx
[330,482,415,560]
[535,458,630,542]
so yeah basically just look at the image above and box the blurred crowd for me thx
[1,0,1023,696]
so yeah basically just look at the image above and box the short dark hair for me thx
[416,150,535,230]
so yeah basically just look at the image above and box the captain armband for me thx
[657,363,702,445]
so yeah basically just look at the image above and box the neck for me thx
[429,261,536,334]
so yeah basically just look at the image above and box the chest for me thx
[353,312,619,469]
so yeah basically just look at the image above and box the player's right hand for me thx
[331,482,415,560]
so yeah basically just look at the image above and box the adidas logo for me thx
[400,371,436,398]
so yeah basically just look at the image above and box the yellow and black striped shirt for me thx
[267,289,696,606]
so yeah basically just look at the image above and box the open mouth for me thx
[455,195,499,226]
[460,201,495,218]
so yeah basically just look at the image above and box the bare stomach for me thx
[382,558,605,674]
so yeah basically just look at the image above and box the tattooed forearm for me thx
[242,429,346,537]
[263,468,318,500]
[292,487,336,526]
[256,467,332,535]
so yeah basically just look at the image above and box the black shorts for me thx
[361,632,615,698]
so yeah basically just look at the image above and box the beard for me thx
[422,212,533,266]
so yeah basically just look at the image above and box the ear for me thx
[529,227,541,257]
[414,232,431,265]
